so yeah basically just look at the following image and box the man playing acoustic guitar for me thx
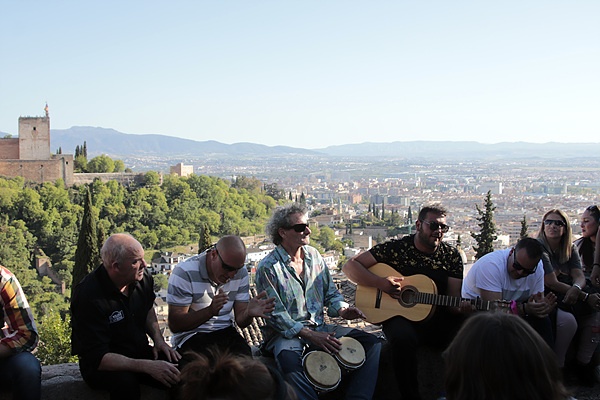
[343,204,470,400]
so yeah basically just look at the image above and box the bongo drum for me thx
[334,337,366,371]
[302,350,341,393]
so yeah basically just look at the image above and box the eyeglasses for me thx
[214,247,242,273]
[420,220,450,233]
[512,251,537,275]
[544,219,566,227]
[286,223,309,232]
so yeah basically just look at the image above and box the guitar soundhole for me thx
[399,285,418,308]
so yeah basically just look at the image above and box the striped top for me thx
[167,252,250,348]
[0,266,38,353]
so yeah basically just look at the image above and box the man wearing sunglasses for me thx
[462,237,556,347]
[256,203,381,400]
[167,235,275,364]
[343,204,467,400]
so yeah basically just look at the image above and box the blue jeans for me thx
[0,351,42,400]
[266,325,381,400]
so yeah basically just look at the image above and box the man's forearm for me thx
[98,352,148,373]
[169,307,215,333]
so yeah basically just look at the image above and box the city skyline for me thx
[1,1,599,148]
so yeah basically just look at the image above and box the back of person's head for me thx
[179,349,296,400]
[514,237,544,260]
[443,313,571,400]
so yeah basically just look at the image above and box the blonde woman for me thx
[538,209,599,385]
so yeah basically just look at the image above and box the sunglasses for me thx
[214,247,242,272]
[420,220,450,233]
[512,251,537,275]
[286,223,309,232]
[544,219,565,227]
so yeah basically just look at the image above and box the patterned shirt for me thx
[369,234,463,296]
[0,266,38,353]
[167,252,250,348]
[256,245,349,339]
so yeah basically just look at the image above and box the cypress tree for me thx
[519,214,529,239]
[471,190,497,259]
[83,141,88,159]
[198,223,212,253]
[73,185,100,287]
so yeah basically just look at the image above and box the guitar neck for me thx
[413,292,494,311]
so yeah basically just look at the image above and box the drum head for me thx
[336,337,366,369]
[303,351,341,391]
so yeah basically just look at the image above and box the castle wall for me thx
[72,172,144,186]
[0,138,20,159]
[18,116,51,160]
[0,154,74,185]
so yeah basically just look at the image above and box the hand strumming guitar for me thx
[381,275,404,299]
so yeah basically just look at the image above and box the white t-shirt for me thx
[462,248,544,303]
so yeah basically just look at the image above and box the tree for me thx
[471,190,497,259]
[87,155,115,173]
[113,159,125,172]
[36,311,77,365]
[153,273,168,292]
[198,223,212,253]
[73,186,100,287]
[74,154,88,172]
[381,198,386,220]
[519,214,529,239]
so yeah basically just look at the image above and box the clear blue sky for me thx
[1,1,598,148]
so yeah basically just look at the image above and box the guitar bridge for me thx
[375,289,382,309]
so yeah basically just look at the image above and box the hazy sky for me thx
[1,1,598,148]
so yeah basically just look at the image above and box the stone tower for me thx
[18,105,51,160]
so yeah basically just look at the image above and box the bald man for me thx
[71,233,181,400]
[167,235,274,359]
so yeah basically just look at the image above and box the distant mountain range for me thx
[7,126,599,160]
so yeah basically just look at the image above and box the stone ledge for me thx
[0,363,168,400]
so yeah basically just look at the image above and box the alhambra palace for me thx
[0,107,74,185]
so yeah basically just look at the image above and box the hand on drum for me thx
[308,331,342,354]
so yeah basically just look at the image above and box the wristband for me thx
[573,283,583,291]
[593,263,600,267]
[510,300,518,315]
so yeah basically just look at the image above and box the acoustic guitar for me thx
[354,263,508,324]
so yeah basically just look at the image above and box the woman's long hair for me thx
[536,209,572,264]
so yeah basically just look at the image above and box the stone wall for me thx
[0,156,74,186]
[0,138,19,159]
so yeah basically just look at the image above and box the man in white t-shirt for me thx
[167,235,274,361]
[462,237,556,346]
